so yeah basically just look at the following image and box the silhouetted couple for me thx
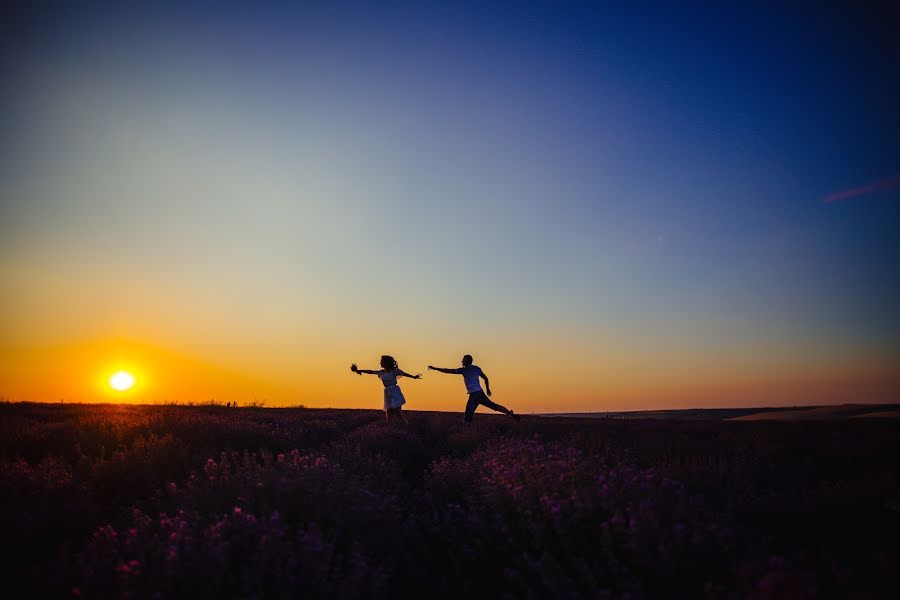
[350,354,519,423]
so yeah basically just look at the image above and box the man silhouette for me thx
[428,355,520,422]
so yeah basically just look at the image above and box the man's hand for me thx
[486,388,492,396]
[413,374,422,379]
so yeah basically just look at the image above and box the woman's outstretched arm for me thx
[350,364,380,375]
[428,366,461,374]
[398,370,422,380]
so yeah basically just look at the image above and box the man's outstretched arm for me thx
[428,366,461,374]
[480,371,492,396]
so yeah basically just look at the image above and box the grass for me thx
[1,402,899,598]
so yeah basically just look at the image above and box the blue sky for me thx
[1,2,898,408]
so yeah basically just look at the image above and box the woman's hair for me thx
[380,355,398,370]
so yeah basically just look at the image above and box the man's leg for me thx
[470,391,505,414]
[464,394,479,422]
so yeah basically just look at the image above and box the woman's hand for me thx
[427,366,435,370]
[350,364,360,375]
[413,374,422,379]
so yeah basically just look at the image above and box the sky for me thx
[1,2,898,411]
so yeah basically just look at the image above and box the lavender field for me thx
[2,403,898,599]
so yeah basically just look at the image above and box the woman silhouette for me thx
[351,355,421,422]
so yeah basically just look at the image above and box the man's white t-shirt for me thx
[459,365,483,393]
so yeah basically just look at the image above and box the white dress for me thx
[378,369,406,410]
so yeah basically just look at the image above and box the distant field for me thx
[729,404,900,421]
[853,410,900,418]
[549,403,900,421]
[2,403,899,598]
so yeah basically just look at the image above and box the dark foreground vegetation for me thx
[1,403,898,599]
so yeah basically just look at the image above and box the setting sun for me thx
[109,371,135,392]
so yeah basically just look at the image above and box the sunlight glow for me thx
[109,371,135,392]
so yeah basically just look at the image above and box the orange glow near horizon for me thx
[0,334,897,411]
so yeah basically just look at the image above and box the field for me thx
[2,403,899,598]
[552,403,900,421]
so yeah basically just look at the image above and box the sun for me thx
[109,370,135,392]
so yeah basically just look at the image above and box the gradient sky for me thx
[2,2,898,411]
